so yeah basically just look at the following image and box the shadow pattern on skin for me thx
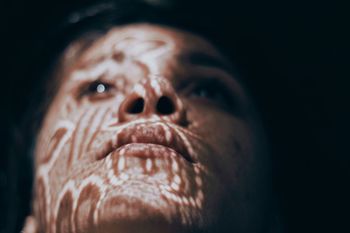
[23,24,274,233]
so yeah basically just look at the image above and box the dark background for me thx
[0,0,349,233]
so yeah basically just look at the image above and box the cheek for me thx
[36,96,118,168]
[33,101,117,231]
[187,104,271,219]
[187,104,258,183]
[36,92,124,161]
[188,104,253,154]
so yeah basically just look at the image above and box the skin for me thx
[24,23,272,233]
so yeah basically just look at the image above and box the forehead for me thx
[76,23,224,66]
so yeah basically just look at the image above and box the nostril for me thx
[156,96,175,115]
[126,97,144,114]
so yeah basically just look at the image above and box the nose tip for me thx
[118,78,187,125]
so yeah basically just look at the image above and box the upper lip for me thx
[99,122,196,163]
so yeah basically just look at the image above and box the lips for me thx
[99,122,196,163]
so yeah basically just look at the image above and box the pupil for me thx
[96,84,106,93]
[196,87,212,98]
[199,89,209,97]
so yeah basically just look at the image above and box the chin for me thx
[94,179,205,233]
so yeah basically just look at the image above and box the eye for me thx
[191,83,223,100]
[79,80,115,101]
[187,80,234,110]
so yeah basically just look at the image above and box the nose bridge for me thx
[118,75,187,125]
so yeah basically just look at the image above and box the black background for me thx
[0,0,349,233]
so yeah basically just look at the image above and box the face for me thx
[32,24,271,233]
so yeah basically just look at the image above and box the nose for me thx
[118,76,187,125]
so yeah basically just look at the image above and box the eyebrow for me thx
[182,51,234,74]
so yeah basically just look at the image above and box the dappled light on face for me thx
[29,24,270,233]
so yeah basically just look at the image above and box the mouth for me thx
[98,122,196,163]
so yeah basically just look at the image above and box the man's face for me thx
[33,24,271,233]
